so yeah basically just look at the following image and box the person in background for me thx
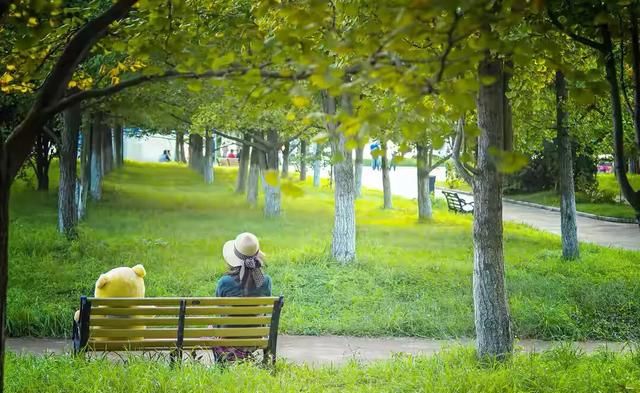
[158,150,171,162]
[227,149,236,159]
[369,140,381,170]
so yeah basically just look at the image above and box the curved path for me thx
[361,167,639,251]
[6,336,628,365]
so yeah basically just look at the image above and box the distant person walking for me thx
[227,149,236,159]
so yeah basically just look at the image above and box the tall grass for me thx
[7,346,640,392]
[7,162,640,340]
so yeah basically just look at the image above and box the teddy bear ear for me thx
[96,274,109,289]
[132,264,146,278]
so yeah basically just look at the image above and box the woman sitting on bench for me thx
[213,232,272,362]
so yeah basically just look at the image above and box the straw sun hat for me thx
[222,232,265,268]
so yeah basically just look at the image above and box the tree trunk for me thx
[313,143,322,187]
[203,131,214,184]
[0,164,9,393]
[189,134,204,174]
[555,71,579,259]
[236,133,250,193]
[175,131,184,163]
[102,125,113,176]
[78,120,91,220]
[247,138,261,206]
[281,141,290,178]
[381,140,392,209]
[300,139,307,181]
[58,104,80,237]
[323,92,356,263]
[34,131,52,191]
[416,144,433,221]
[90,113,103,201]
[354,146,363,198]
[264,130,281,217]
[601,25,640,223]
[472,56,513,359]
[113,122,123,168]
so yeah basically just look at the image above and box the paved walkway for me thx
[361,167,639,251]
[6,336,629,365]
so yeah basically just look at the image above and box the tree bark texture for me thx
[264,130,281,217]
[58,104,81,237]
[89,113,103,201]
[323,92,356,263]
[299,139,307,181]
[381,140,392,209]
[416,144,433,220]
[113,122,123,168]
[236,134,250,194]
[555,71,579,259]
[472,56,513,359]
[189,134,204,174]
[102,125,113,176]
[354,145,363,198]
[78,121,91,220]
[247,137,261,206]
[313,143,322,187]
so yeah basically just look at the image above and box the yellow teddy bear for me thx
[74,264,146,322]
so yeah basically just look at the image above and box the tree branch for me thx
[547,6,606,52]
[6,0,138,180]
[42,126,61,147]
[212,129,268,151]
[451,117,477,185]
[429,153,452,172]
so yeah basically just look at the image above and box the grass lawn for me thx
[7,162,640,341]
[7,347,640,392]
[438,174,640,219]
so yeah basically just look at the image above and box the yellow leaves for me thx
[264,170,279,187]
[67,80,77,88]
[285,111,296,121]
[291,95,310,108]
[312,132,330,144]
[489,148,528,174]
[281,181,304,198]
[0,73,14,84]
[6,65,16,71]
[27,17,38,27]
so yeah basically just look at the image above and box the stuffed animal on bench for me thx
[74,264,146,322]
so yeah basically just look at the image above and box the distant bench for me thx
[217,158,239,167]
[72,296,284,365]
[442,191,474,214]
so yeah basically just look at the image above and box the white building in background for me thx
[124,133,176,162]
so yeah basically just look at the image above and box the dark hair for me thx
[225,260,264,296]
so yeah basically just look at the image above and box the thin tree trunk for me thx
[189,134,204,173]
[204,131,214,184]
[381,140,392,209]
[78,119,91,220]
[313,143,322,187]
[247,139,261,206]
[354,145,363,198]
[102,125,113,176]
[630,9,640,152]
[264,130,281,217]
[113,122,123,168]
[236,133,250,193]
[281,141,290,178]
[90,113,103,201]
[34,131,52,191]
[300,139,307,181]
[601,25,640,223]
[175,131,184,163]
[555,70,579,259]
[58,104,80,237]
[416,144,433,220]
[323,92,356,263]
[0,164,9,393]
[472,56,513,359]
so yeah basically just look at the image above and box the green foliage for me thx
[7,347,640,392]
[7,163,640,340]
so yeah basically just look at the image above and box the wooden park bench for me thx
[217,157,239,167]
[442,190,474,214]
[72,296,284,365]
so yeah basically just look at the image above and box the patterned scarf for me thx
[228,247,265,294]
